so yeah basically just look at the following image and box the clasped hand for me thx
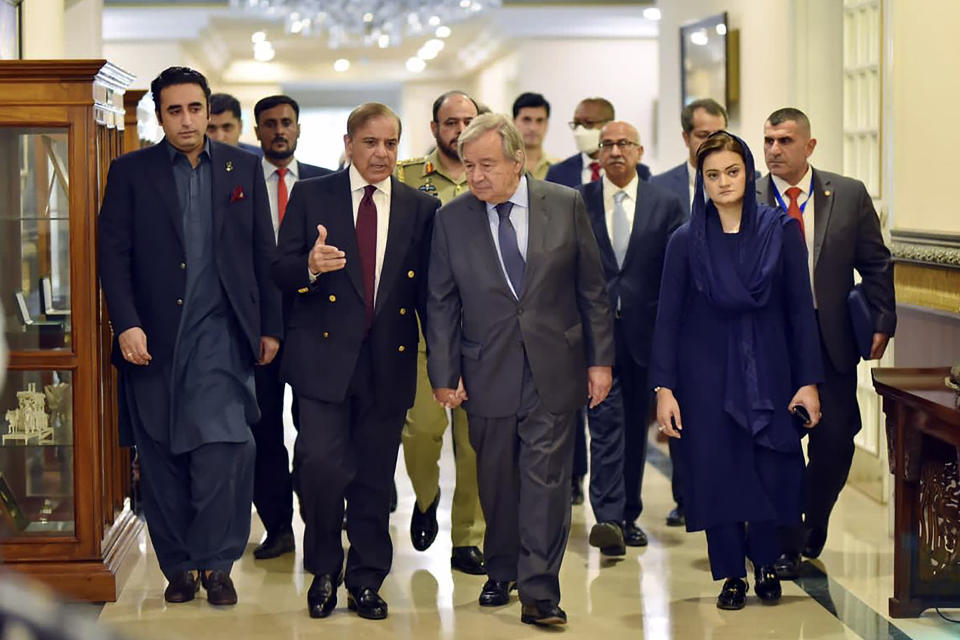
[308,224,347,275]
[434,378,468,409]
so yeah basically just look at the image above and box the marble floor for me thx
[96,420,960,639]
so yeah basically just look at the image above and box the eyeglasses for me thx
[568,119,610,130]
[598,139,640,151]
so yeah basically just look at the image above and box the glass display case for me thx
[0,60,141,602]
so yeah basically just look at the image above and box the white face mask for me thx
[573,126,601,154]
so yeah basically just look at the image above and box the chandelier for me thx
[233,0,500,49]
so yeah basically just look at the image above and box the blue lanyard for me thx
[772,174,815,214]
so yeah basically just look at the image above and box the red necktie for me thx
[785,186,805,236]
[356,184,377,331]
[276,167,289,224]
[589,161,602,182]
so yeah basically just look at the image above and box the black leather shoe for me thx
[202,570,238,606]
[410,489,440,552]
[163,571,199,603]
[623,521,648,547]
[478,579,516,607]
[773,552,800,580]
[571,476,585,506]
[347,587,388,620]
[451,546,486,575]
[521,601,567,626]
[390,480,398,513]
[666,506,685,527]
[589,521,626,556]
[253,530,295,559]
[716,578,747,610]
[307,574,339,618]
[754,565,782,603]
[803,526,827,559]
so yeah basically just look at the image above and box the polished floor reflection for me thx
[98,422,960,639]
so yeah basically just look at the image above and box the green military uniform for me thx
[396,150,484,550]
[529,154,553,181]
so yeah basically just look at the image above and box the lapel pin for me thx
[226,161,234,173]
[824,190,831,197]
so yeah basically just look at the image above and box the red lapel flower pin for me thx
[230,184,245,203]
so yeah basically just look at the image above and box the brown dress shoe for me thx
[202,570,238,606]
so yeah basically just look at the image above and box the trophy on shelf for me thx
[3,383,53,445]
[44,382,71,441]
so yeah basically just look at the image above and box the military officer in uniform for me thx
[395,90,486,576]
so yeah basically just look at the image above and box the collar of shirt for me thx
[349,162,392,197]
[425,148,467,186]
[770,163,813,203]
[581,151,601,170]
[602,173,639,205]
[485,174,530,216]
[687,161,697,188]
[165,136,211,165]
[263,156,299,180]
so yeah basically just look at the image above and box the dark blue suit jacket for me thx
[297,161,332,180]
[546,152,652,189]
[651,162,691,218]
[272,170,439,410]
[239,141,264,157]
[99,139,282,371]
[578,179,685,367]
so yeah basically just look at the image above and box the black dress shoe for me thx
[716,578,747,610]
[307,574,339,618]
[347,587,388,620]
[666,506,685,527]
[163,571,199,603]
[521,600,567,626]
[478,579,516,607]
[803,526,827,559]
[253,530,295,559]
[410,489,440,552]
[623,521,648,547]
[754,565,782,603]
[570,476,585,506]
[773,552,800,580]
[202,570,238,606]
[451,546,486,575]
[589,521,626,556]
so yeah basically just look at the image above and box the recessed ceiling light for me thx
[435,26,451,38]
[642,7,661,21]
[406,56,426,72]
[334,58,350,72]
[252,31,266,43]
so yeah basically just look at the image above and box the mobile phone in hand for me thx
[791,404,812,426]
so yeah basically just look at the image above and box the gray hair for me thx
[457,112,525,168]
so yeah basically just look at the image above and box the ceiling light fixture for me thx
[642,7,661,21]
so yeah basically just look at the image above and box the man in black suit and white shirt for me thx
[273,103,438,621]
[757,108,896,579]
[248,94,331,561]
[427,113,614,627]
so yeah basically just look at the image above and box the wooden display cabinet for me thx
[0,60,143,601]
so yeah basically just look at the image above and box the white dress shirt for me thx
[262,157,300,240]
[580,152,603,185]
[485,176,530,298]
[349,163,391,298]
[602,173,638,245]
[687,161,697,209]
[771,164,816,306]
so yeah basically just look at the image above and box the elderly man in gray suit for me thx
[757,108,896,580]
[427,113,614,627]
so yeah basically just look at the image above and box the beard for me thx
[437,137,459,161]
[265,138,297,162]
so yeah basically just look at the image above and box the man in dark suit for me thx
[427,113,614,626]
[756,108,896,579]
[99,67,282,606]
[273,103,438,621]
[650,97,728,527]
[248,94,331,560]
[207,92,263,156]
[578,121,685,555]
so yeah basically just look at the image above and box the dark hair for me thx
[766,107,811,133]
[431,91,479,122]
[512,92,551,119]
[681,98,728,133]
[346,102,402,139]
[209,93,241,119]
[578,97,615,120]
[151,67,212,116]
[254,95,301,124]
[696,130,745,167]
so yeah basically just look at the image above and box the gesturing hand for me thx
[118,327,151,366]
[308,224,346,276]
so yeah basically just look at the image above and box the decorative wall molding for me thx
[891,230,960,270]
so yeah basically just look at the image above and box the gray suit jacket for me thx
[757,168,896,373]
[427,177,615,418]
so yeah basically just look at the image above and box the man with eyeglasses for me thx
[577,121,685,554]
[395,90,487,577]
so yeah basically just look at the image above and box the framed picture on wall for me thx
[680,12,740,111]
[0,0,22,60]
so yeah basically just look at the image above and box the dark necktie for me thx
[357,184,377,331]
[495,201,525,297]
[589,161,602,182]
[276,167,289,224]
[785,186,805,236]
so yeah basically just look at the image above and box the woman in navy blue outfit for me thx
[649,132,823,610]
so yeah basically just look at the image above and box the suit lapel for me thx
[373,177,414,316]
[811,169,834,268]
[620,182,650,271]
[471,194,516,298]
[149,143,185,249]
[329,171,365,302]
[209,143,228,243]
[522,179,548,297]
[585,182,619,274]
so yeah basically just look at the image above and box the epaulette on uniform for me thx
[396,156,426,182]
